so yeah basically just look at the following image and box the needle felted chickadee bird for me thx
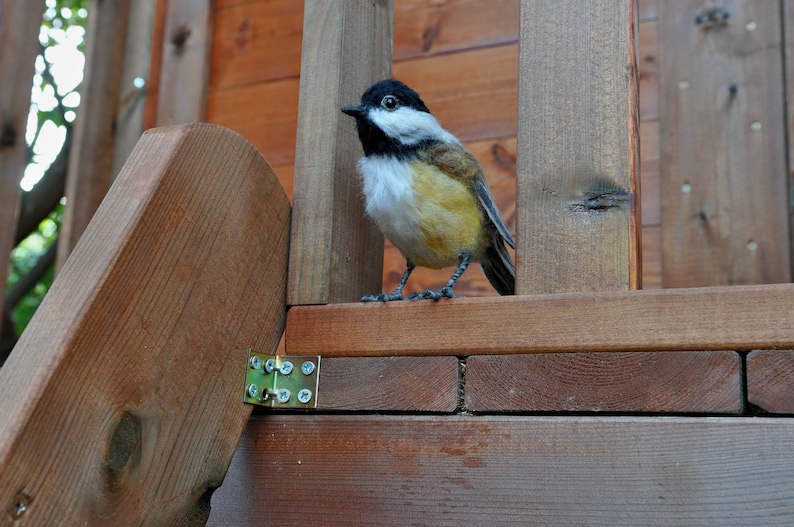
[342,79,515,302]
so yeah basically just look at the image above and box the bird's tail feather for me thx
[480,236,515,295]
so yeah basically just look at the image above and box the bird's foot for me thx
[407,286,461,301]
[361,290,405,302]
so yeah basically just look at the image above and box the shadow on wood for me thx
[0,124,290,525]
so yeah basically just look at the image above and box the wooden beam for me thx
[0,1,45,324]
[287,0,393,305]
[660,1,790,287]
[465,351,742,413]
[747,350,794,414]
[155,0,213,125]
[516,0,641,294]
[56,0,131,270]
[0,124,290,525]
[208,415,794,526]
[286,284,794,356]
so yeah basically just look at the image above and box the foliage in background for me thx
[5,0,87,334]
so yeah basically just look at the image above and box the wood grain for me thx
[465,351,742,413]
[57,0,131,270]
[639,19,659,120]
[287,0,392,305]
[516,0,641,293]
[0,1,47,324]
[209,415,794,526]
[0,124,290,525]
[155,0,213,125]
[286,284,794,357]
[317,357,459,411]
[660,1,790,287]
[747,350,794,414]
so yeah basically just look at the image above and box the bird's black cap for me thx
[342,79,431,116]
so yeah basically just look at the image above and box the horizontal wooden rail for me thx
[286,283,794,356]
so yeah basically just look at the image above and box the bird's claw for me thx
[407,287,460,301]
[361,291,405,302]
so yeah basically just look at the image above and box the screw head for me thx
[247,383,259,399]
[297,389,313,404]
[279,361,294,375]
[250,355,262,370]
[264,359,275,373]
[301,361,316,375]
[276,389,291,403]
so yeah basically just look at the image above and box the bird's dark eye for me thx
[381,95,399,111]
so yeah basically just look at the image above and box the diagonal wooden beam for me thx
[0,124,290,525]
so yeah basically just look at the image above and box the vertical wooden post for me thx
[660,1,790,287]
[56,0,131,270]
[288,0,393,305]
[155,0,213,125]
[516,0,641,294]
[0,2,45,324]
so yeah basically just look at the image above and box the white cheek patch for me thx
[368,106,460,146]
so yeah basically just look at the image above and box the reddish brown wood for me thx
[747,350,794,414]
[0,124,290,525]
[286,284,794,357]
[209,415,794,526]
[465,351,742,413]
[318,357,459,411]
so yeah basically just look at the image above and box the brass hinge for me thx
[244,349,320,409]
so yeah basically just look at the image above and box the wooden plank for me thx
[465,351,742,413]
[640,119,660,225]
[0,1,46,325]
[287,0,393,305]
[516,0,641,294]
[393,0,518,60]
[660,1,790,287]
[747,350,794,414]
[639,19,659,120]
[56,0,131,270]
[642,224,662,289]
[785,1,794,279]
[155,0,213,125]
[210,0,303,89]
[285,284,794,357]
[111,0,157,180]
[317,357,459,411]
[0,124,290,525]
[208,415,794,526]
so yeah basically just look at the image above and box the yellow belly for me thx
[408,160,486,269]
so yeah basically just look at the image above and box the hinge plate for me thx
[244,349,320,408]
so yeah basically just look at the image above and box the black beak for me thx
[342,105,366,117]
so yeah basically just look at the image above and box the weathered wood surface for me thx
[286,284,794,357]
[660,1,790,287]
[747,350,794,414]
[287,0,392,305]
[155,0,213,125]
[516,0,641,294]
[208,415,794,526]
[317,357,459,411]
[57,0,131,270]
[0,124,290,525]
[0,1,46,325]
[465,351,742,413]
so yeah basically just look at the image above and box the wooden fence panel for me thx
[660,0,790,287]
[0,124,289,525]
[208,415,794,526]
[747,350,794,413]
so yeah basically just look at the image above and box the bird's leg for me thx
[409,252,472,301]
[362,260,416,302]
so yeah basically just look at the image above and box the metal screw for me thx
[750,121,762,132]
[301,361,316,375]
[298,389,313,404]
[746,20,756,31]
[681,183,692,194]
[250,355,262,370]
[264,359,275,373]
[11,496,28,518]
[678,80,689,91]
[247,383,259,399]
[279,361,294,375]
[747,240,758,252]
[276,389,291,403]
